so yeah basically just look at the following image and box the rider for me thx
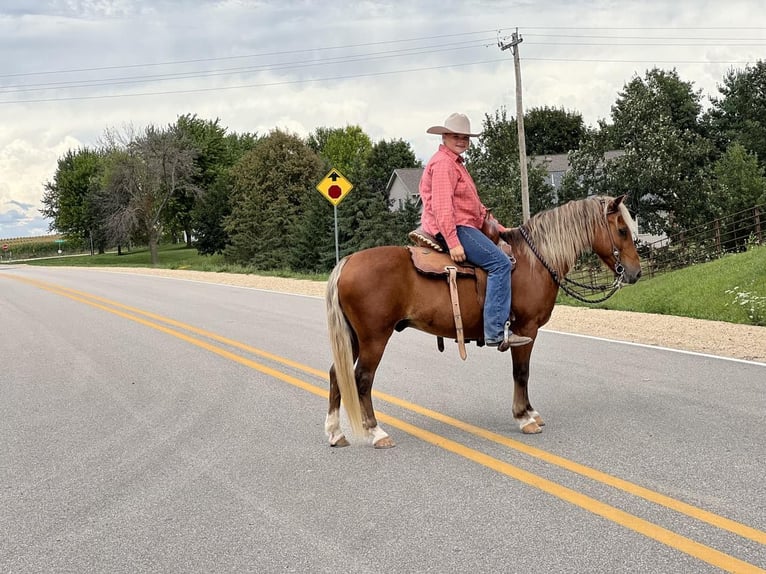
[418,112,532,351]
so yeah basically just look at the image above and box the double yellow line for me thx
[5,273,765,573]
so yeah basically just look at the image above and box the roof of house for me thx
[531,150,625,173]
[386,167,424,194]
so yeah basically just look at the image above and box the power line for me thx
[0,29,511,79]
[0,58,508,105]
[1,25,762,105]
[0,37,499,93]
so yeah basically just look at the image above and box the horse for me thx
[324,195,642,448]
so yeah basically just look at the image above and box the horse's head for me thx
[595,195,642,284]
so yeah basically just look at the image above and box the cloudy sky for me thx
[1,0,764,238]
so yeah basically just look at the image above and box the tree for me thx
[565,68,713,235]
[350,138,422,250]
[706,60,766,167]
[466,108,554,226]
[708,143,766,251]
[40,148,108,252]
[307,125,377,258]
[224,129,324,270]
[100,124,199,265]
[191,130,259,255]
[524,106,585,156]
[165,114,227,246]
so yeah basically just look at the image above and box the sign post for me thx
[315,168,354,265]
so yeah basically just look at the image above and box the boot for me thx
[487,322,533,351]
[500,320,532,351]
[496,332,533,351]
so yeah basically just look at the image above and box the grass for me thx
[22,243,328,282]
[577,244,766,326]
[21,242,766,326]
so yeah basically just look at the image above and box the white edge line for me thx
[96,269,766,367]
[540,328,766,367]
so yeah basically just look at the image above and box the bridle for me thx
[518,200,627,304]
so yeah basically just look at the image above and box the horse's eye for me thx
[618,227,628,238]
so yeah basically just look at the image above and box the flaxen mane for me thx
[521,196,637,277]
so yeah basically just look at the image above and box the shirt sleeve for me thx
[429,159,461,249]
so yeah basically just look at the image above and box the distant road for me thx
[2,265,764,573]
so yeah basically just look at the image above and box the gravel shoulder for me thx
[102,267,766,364]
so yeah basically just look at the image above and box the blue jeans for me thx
[456,225,512,342]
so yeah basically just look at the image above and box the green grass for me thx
[23,243,328,282]
[21,242,766,326]
[577,244,766,326]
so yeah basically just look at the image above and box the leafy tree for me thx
[100,124,199,264]
[705,60,766,166]
[524,106,585,156]
[710,142,766,217]
[224,129,324,269]
[164,114,227,246]
[307,125,377,258]
[466,108,554,226]
[40,148,109,252]
[191,130,259,255]
[565,68,713,234]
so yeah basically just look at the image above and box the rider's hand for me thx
[449,244,466,263]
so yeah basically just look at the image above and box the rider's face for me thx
[442,133,470,155]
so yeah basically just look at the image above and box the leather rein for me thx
[518,206,626,304]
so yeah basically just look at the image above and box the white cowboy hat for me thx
[426,112,481,137]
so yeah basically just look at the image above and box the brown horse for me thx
[325,195,642,448]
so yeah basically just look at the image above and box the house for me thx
[386,168,424,211]
[531,150,625,190]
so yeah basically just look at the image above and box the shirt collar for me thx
[438,143,465,164]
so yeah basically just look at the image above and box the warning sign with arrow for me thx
[316,168,353,206]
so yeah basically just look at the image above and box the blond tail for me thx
[325,258,366,438]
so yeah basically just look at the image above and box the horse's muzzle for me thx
[623,266,642,284]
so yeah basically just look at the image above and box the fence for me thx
[567,204,764,288]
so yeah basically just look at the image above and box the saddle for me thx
[407,227,516,360]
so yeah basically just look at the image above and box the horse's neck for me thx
[511,225,582,278]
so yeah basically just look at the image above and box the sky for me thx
[1,0,764,238]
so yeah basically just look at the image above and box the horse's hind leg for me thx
[356,339,395,449]
[511,346,544,434]
[326,365,350,447]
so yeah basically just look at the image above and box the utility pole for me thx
[499,29,530,222]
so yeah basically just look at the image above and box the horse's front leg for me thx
[511,343,545,434]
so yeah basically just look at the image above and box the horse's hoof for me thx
[373,436,396,449]
[533,415,546,427]
[330,436,350,447]
[521,422,542,434]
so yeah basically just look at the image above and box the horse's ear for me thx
[608,194,627,214]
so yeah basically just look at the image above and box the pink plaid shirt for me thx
[419,144,489,249]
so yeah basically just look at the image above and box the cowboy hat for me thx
[426,112,481,137]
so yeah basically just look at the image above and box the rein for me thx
[518,211,626,304]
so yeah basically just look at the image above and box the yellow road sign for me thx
[316,168,353,206]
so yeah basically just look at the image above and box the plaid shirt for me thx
[418,144,489,249]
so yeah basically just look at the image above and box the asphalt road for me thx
[1,265,764,574]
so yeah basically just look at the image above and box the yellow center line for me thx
[4,273,765,573]
[375,412,764,574]
[24,276,763,548]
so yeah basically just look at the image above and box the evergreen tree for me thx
[225,129,324,270]
[193,131,259,255]
[705,60,766,168]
